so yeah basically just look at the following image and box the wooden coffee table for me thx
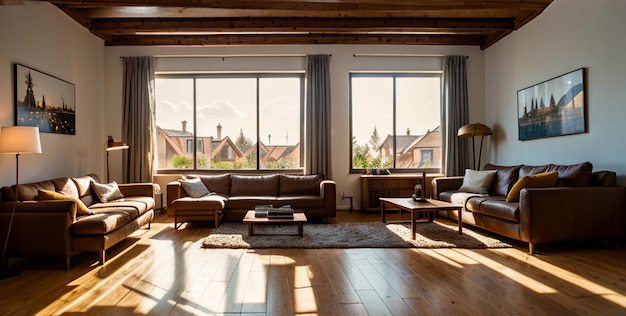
[380,197,463,240]
[243,210,308,237]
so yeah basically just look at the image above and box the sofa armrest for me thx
[519,186,626,243]
[0,200,76,261]
[431,176,464,199]
[320,180,336,217]
[166,181,184,208]
[118,183,154,197]
[0,200,78,219]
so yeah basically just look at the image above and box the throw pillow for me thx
[91,181,125,202]
[505,171,559,203]
[458,169,497,194]
[38,189,92,216]
[180,178,211,198]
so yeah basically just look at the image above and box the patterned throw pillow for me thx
[180,178,211,198]
[458,169,497,194]
[91,181,125,202]
[505,171,558,202]
[38,189,92,216]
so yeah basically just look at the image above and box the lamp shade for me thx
[0,126,42,155]
[457,123,493,137]
[106,136,129,151]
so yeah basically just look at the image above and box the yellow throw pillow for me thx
[506,171,559,202]
[38,189,92,216]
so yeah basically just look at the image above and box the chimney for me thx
[268,134,271,145]
[217,123,222,140]
[181,120,187,132]
[406,128,410,135]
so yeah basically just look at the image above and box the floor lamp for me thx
[0,126,42,279]
[106,136,128,183]
[457,123,492,170]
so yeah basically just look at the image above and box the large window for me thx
[350,73,442,172]
[155,74,303,170]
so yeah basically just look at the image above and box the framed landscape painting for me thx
[517,68,586,141]
[13,63,76,135]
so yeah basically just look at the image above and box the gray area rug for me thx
[201,220,511,249]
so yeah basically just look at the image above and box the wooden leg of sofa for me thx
[528,243,535,255]
[64,257,70,270]
[99,251,106,265]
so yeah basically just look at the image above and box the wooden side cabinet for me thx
[360,174,427,211]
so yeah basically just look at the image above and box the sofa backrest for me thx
[198,174,232,195]
[71,174,100,206]
[483,161,603,196]
[279,174,323,195]
[484,164,521,196]
[0,173,100,203]
[231,174,280,196]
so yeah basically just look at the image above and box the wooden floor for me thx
[1,211,626,315]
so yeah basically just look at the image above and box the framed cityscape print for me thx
[517,68,586,141]
[13,63,76,135]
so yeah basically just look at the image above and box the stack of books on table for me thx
[254,205,295,219]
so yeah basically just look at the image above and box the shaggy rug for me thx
[201,220,511,249]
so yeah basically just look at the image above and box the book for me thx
[254,205,295,218]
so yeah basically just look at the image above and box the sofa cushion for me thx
[280,174,323,195]
[231,174,279,196]
[483,164,522,196]
[276,195,325,208]
[88,198,153,219]
[198,174,232,195]
[465,196,520,222]
[519,164,552,178]
[226,196,279,209]
[180,178,211,198]
[91,181,125,202]
[549,162,593,186]
[458,169,497,194]
[506,171,559,202]
[38,189,92,216]
[72,208,134,235]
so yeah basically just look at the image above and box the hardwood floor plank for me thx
[1,212,626,315]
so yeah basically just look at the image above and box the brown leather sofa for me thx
[167,173,336,226]
[432,162,626,254]
[0,174,154,269]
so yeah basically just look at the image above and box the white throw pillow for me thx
[91,181,125,202]
[458,169,497,194]
[180,178,211,198]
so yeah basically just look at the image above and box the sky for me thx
[156,77,300,146]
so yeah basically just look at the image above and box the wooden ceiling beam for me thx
[105,33,487,46]
[49,1,554,11]
[89,17,513,34]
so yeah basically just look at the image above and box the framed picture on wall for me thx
[13,63,76,135]
[517,68,586,141]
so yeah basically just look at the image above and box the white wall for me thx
[485,0,626,183]
[104,45,485,209]
[0,2,104,187]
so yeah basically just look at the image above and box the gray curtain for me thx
[304,55,332,179]
[121,56,155,183]
[442,56,470,176]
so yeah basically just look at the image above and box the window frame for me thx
[349,72,442,174]
[154,72,305,173]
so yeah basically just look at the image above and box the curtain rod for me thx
[121,54,332,59]
[353,53,457,58]
[153,54,309,58]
